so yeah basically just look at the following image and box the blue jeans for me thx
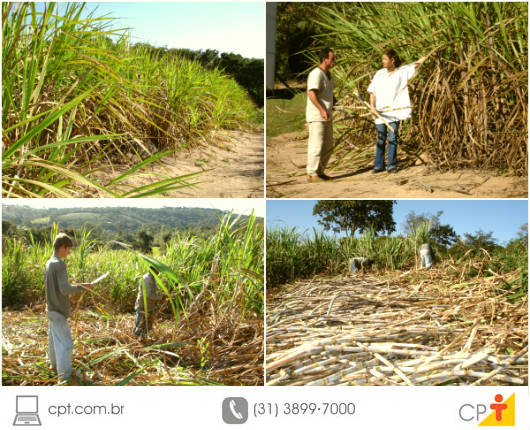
[375,121,399,171]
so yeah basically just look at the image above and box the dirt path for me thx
[267,132,528,198]
[99,130,264,198]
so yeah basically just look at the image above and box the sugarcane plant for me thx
[311,2,528,175]
[2,2,258,197]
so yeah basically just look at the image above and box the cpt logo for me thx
[459,393,515,426]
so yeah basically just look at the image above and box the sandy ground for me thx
[96,130,264,198]
[266,132,528,198]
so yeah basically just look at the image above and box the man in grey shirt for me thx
[132,266,165,337]
[419,243,435,269]
[45,233,92,381]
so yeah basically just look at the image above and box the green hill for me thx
[2,205,260,236]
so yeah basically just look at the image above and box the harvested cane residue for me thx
[266,268,527,386]
[2,302,263,386]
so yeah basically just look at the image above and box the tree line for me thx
[134,43,264,107]
[2,206,262,254]
[3,206,230,232]
[2,220,218,254]
[313,200,528,258]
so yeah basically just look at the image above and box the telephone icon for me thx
[230,400,243,419]
[222,397,248,424]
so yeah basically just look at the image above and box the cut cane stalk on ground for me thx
[267,273,527,386]
[266,223,527,385]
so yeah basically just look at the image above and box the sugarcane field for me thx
[2,2,264,198]
[2,205,264,386]
[266,2,527,198]
[266,200,528,386]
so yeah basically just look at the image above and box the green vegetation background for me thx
[267,223,528,304]
[3,208,264,316]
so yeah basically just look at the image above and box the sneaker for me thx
[372,169,384,174]
[387,168,398,173]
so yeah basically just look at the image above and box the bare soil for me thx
[267,132,528,198]
[95,130,264,198]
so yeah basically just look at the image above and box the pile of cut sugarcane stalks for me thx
[266,270,527,385]
[330,98,422,173]
[3,304,263,386]
[329,97,376,172]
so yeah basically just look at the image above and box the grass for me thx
[2,2,260,197]
[311,2,527,175]
[266,225,528,290]
[266,92,307,137]
[3,308,262,386]
[2,213,264,385]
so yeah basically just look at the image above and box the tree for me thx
[162,232,172,245]
[463,229,499,254]
[503,223,529,271]
[137,230,154,254]
[219,53,264,106]
[403,210,458,248]
[516,223,528,245]
[275,3,324,79]
[2,220,17,237]
[429,223,459,248]
[313,200,396,237]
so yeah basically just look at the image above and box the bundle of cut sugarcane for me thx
[266,274,527,386]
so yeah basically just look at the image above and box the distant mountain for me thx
[2,205,260,233]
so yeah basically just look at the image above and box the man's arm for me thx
[54,261,93,295]
[414,56,427,69]
[308,89,329,120]
[55,262,84,295]
[369,92,377,115]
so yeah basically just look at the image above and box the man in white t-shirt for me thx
[305,48,336,182]
[367,49,426,173]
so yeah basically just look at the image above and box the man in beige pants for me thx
[306,47,336,182]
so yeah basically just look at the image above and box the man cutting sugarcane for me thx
[368,48,427,173]
[305,47,336,182]
[132,266,165,338]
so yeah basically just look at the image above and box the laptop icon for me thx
[13,395,41,426]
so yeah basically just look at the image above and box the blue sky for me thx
[266,200,528,244]
[45,2,264,58]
